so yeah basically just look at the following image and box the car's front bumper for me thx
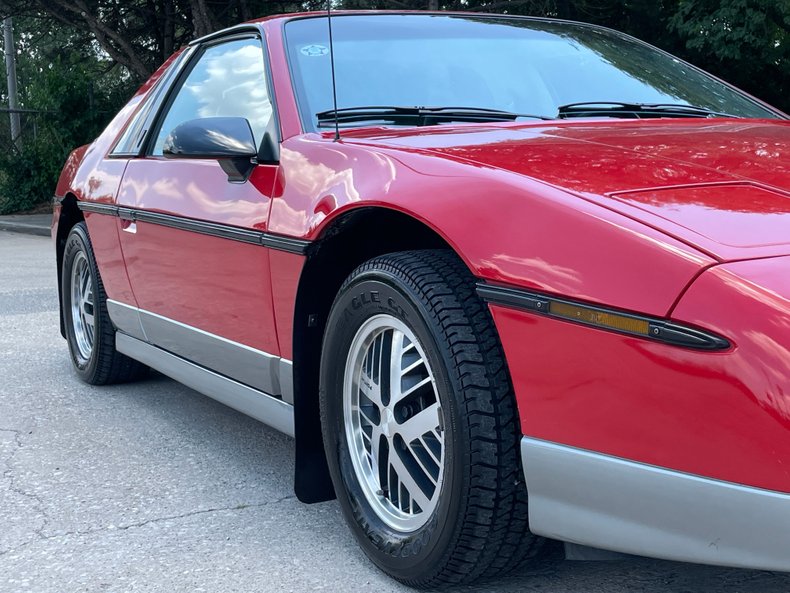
[522,437,790,571]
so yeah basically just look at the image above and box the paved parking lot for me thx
[2,230,790,592]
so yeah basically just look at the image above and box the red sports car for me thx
[53,11,789,587]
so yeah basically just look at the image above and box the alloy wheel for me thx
[343,314,445,532]
[70,250,95,362]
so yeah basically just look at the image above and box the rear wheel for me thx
[61,222,146,385]
[320,250,542,587]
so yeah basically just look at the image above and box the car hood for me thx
[348,119,790,261]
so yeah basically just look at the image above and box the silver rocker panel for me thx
[107,299,293,402]
[116,332,294,437]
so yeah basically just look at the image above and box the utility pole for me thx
[3,17,21,150]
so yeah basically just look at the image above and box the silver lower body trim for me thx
[107,299,293,402]
[107,299,146,341]
[522,437,790,571]
[116,332,294,437]
[278,359,294,405]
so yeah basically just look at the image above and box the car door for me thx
[115,33,292,401]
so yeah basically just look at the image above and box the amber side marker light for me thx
[476,284,731,351]
[548,300,650,335]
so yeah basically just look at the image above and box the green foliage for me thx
[0,133,61,214]
[0,47,136,214]
[669,0,790,111]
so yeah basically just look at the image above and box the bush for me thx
[0,139,65,214]
[0,56,134,214]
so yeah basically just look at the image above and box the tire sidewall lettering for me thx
[342,288,408,321]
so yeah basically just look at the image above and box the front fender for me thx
[271,135,714,317]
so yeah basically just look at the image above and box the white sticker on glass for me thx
[301,44,329,57]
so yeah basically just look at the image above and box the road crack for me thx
[0,424,50,539]
[111,494,298,533]
[0,493,297,558]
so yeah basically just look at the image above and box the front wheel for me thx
[320,250,542,588]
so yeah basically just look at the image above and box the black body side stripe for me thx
[77,202,310,255]
[77,201,118,216]
[477,282,730,351]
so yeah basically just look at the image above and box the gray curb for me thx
[0,220,51,237]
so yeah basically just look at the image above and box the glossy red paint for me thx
[269,249,303,359]
[612,182,789,259]
[78,159,136,305]
[117,158,274,229]
[51,12,789,499]
[494,250,790,492]
[271,131,717,317]
[54,144,89,200]
[116,159,281,353]
[344,119,790,261]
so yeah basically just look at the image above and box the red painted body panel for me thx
[612,183,789,256]
[120,223,280,351]
[118,159,273,229]
[269,250,304,359]
[116,159,281,354]
[79,160,136,305]
[270,134,714,317]
[494,254,790,493]
[349,119,790,261]
[54,145,89,200]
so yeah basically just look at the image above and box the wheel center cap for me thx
[381,407,396,439]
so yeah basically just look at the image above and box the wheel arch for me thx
[55,193,84,337]
[291,205,468,503]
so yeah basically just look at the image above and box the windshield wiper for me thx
[316,106,552,128]
[557,102,741,119]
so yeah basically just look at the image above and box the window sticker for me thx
[301,44,329,57]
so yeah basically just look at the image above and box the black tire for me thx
[320,249,543,588]
[61,222,147,385]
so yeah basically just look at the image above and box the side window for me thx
[151,37,273,156]
[111,50,190,156]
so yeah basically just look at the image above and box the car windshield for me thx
[284,14,780,131]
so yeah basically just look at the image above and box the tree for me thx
[670,0,789,111]
[0,1,327,80]
[0,16,134,213]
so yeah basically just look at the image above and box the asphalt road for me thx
[2,230,790,593]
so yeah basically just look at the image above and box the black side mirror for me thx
[163,117,258,182]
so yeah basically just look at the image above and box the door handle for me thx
[121,219,137,234]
